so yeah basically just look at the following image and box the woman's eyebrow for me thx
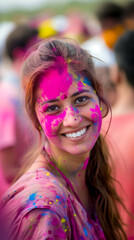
[41,99,59,105]
[71,89,89,97]
[41,90,90,106]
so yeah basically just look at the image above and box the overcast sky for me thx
[0,0,94,12]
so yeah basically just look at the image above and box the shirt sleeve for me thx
[17,208,68,240]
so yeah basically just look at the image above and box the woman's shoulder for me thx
[1,168,68,219]
[0,168,71,240]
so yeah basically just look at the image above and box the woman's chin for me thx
[63,146,91,156]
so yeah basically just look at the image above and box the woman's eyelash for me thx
[44,105,60,112]
[42,96,89,113]
[75,96,89,104]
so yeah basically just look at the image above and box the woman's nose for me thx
[63,106,82,127]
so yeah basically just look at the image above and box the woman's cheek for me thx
[41,111,66,137]
[90,104,102,133]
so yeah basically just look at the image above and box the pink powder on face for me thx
[90,113,98,122]
[41,105,80,138]
[39,66,73,101]
[77,80,84,91]
[36,66,102,154]
[70,105,79,114]
[41,110,66,137]
[60,94,67,100]
[90,105,102,133]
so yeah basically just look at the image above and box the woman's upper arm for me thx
[18,208,68,240]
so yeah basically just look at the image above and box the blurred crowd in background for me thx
[0,0,134,238]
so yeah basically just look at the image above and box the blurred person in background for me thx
[63,11,91,44]
[0,24,39,199]
[103,31,134,239]
[96,1,125,50]
[0,21,16,63]
[123,1,134,30]
[34,13,90,45]
[82,2,125,108]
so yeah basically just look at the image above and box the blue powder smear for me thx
[83,77,91,86]
[29,192,36,201]
[84,227,88,237]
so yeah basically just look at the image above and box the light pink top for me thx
[1,168,105,240]
[102,113,134,238]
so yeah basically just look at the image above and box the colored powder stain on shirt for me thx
[1,168,106,239]
[29,192,36,201]
[61,218,66,223]
[56,195,60,199]
[84,227,88,237]
[41,212,49,216]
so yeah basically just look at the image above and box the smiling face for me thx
[35,66,102,156]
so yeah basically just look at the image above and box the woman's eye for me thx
[75,96,89,104]
[45,105,60,112]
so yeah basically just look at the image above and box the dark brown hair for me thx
[21,38,127,240]
[5,24,38,61]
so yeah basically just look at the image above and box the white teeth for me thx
[65,128,86,138]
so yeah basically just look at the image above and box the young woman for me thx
[1,38,127,240]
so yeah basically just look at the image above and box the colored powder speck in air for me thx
[29,192,36,201]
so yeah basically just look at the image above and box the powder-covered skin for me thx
[35,67,102,156]
[1,168,106,240]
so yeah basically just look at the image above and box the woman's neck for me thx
[32,148,94,217]
[46,143,90,184]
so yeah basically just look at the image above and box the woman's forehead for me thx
[36,67,93,101]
